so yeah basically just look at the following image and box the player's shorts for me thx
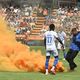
[57,40,65,49]
[46,49,58,57]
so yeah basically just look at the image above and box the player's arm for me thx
[56,37,64,46]
[44,37,46,48]
[54,32,64,48]
[64,33,67,40]
[43,32,46,48]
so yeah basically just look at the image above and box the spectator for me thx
[66,28,80,71]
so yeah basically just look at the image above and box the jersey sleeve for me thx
[54,32,58,38]
[62,32,66,38]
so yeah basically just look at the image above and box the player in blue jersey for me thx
[66,28,80,71]
[44,24,64,75]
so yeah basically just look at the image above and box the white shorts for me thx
[57,40,65,49]
[46,49,58,57]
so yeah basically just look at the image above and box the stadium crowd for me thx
[0,5,80,43]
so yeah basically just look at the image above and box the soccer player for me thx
[57,29,67,60]
[66,28,80,71]
[44,24,64,75]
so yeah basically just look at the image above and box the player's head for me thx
[49,24,55,31]
[71,28,77,35]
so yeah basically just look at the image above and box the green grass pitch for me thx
[0,46,80,80]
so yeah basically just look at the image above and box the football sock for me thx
[53,56,59,67]
[45,56,50,69]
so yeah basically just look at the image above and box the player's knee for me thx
[53,56,59,67]
[55,56,59,61]
[54,56,58,59]
[65,56,70,62]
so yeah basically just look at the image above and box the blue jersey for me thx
[70,32,80,51]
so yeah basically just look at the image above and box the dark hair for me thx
[71,28,77,32]
[71,28,77,34]
[49,24,55,31]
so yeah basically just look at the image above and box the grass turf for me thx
[0,46,80,80]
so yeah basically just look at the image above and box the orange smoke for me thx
[0,16,65,72]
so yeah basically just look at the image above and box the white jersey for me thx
[57,31,66,49]
[44,31,58,51]
[58,31,66,41]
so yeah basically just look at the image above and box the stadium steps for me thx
[30,32,40,35]
[32,12,37,17]
[27,35,43,40]
[33,27,42,30]
[37,19,45,22]
[51,9,57,15]
[35,25,43,28]
[31,29,41,33]
[28,17,45,40]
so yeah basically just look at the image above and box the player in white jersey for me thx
[57,30,67,60]
[44,24,64,75]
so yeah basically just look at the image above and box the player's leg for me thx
[62,40,66,60]
[57,42,61,54]
[66,49,78,70]
[45,51,50,75]
[69,50,78,70]
[51,50,59,74]
[63,49,66,60]
[57,49,60,55]
[57,42,61,60]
